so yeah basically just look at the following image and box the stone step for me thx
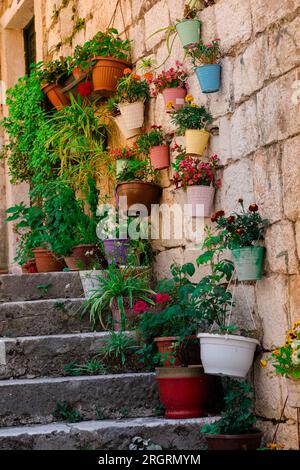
[0,272,84,302]
[0,332,112,379]
[0,373,159,427]
[0,298,91,337]
[0,416,217,450]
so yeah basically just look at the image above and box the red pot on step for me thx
[150,145,170,170]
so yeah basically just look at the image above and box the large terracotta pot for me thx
[150,145,170,170]
[92,57,131,95]
[154,336,201,367]
[205,431,263,450]
[156,366,211,419]
[33,248,64,273]
[41,83,70,110]
[116,181,162,215]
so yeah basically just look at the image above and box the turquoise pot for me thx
[196,64,221,93]
[175,19,201,48]
[232,246,265,281]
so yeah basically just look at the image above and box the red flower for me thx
[249,203,259,212]
[211,210,225,222]
[133,300,148,314]
[78,81,93,97]
[227,216,235,224]
[155,293,171,304]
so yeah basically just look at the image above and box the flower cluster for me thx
[173,154,221,190]
[78,81,93,97]
[148,62,189,96]
[211,200,268,248]
[171,96,213,133]
[110,144,138,160]
[187,39,221,66]
[116,69,150,103]
[133,293,170,314]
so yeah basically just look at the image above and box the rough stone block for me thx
[167,0,186,24]
[253,145,283,224]
[154,247,184,280]
[295,221,300,262]
[255,275,289,349]
[207,56,234,118]
[256,68,300,145]
[59,2,75,40]
[257,419,299,450]
[129,19,146,63]
[145,1,170,51]
[198,5,217,43]
[254,353,284,420]
[215,0,252,52]
[289,275,300,324]
[250,0,300,34]
[282,135,300,221]
[265,221,298,275]
[230,98,260,159]
[217,116,232,165]
[233,35,266,104]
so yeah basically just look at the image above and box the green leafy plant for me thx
[136,126,169,156]
[117,158,158,183]
[53,401,82,423]
[116,71,150,104]
[171,100,213,134]
[34,58,69,86]
[201,380,257,435]
[86,28,131,61]
[187,39,221,66]
[211,200,269,248]
[64,360,106,376]
[97,331,139,368]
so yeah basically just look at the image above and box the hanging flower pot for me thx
[198,333,259,379]
[114,115,140,139]
[175,19,201,48]
[196,64,221,93]
[103,239,130,265]
[150,145,170,170]
[162,87,187,113]
[116,181,162,215]
[187,185,215,217]
[118,101,145,130]
[41,83,70,110]
[231,246,265,281]
[92,57,131,96]
[33,248,64,273]
[205,432,263,450]
[185,129,210,155]
[156,366,211,418]
[154,336,201,367]
[286,379,300,408]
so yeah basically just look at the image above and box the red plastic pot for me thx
[156,367,211,419]
[150,145,170,170]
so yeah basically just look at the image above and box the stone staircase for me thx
[0,272,215,450]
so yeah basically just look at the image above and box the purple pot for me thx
[103,239,129,265]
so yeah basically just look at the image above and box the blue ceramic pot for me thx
[195,64,221,93]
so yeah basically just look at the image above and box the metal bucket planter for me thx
[185,129,210,155]
[231,246,265,281]
[196,64,221,93]
[149,145,170,170]
[175,19,201,48]
[186,185,215,217]
[162,87,187,112]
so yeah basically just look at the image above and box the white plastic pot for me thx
[198,333,259,379]
[114,115,140,139]
[118,101,145,130]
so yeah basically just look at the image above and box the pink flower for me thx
[155,293,171,304]
[133,300,148,314]
[175,60,183,68]
[216,179,222,189]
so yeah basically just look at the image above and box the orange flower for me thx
[144,72,153,81]
[123,68,132,75]
[133,74,141,80]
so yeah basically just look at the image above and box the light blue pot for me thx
[195,64,221,93]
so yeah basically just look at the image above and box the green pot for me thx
[231,246,265,281]
[175,19,201,48]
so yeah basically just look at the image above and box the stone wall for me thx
[1,0,300,448]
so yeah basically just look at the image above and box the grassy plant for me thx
[53,401,82,423]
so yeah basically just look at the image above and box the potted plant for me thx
[187,39,222,93]
[117,70,151,130]
[173,153,221,217]
[97,206,130,266]
[148,62,188,113]
[81,264,156,330]
[136,126,170,170]
[87,28,131,94]
[107,95,140,140]
[201,379,263,450]
[263,321,300,408]
[212,200,269,281]
[196,230,260,378]
[110,144,138,178]
[34,59,70,110]
[67,43,93,80]
[171,96,213,155]
[115,158,161,215]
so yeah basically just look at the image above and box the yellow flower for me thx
[191,103,198,107]
[185,93,194,102]
[266,442,285,450]
[166,101,174,110]
[260,359,268,368]
[293,320,300,328]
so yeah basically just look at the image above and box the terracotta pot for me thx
[118,101,145,130]
[186,185,215,217]
[116,181,162,215]
[41,83,70,110]
[72,65,86,80]
[21,259,38,274]
[150,145,170,170]
[162,87,187,113]
[155,336,201,367]
[156,366,211,418]
[33,248,64,273]
[205,431,263,450]
[70,244,105,270]
[92,57,131,96]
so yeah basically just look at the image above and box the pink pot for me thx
[187,185,215,217]
[150,145,170,170]
[162,87,187,113]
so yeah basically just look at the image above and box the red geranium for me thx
[133,300,148,314]
[173,154,220,190]
[78,81,93,97]
[155,293,171,304]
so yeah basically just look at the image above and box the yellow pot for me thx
[185,129,210,155]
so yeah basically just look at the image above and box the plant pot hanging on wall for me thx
[185,129,210,155]
[162,87,187,113]
[175,19,201,48]
[150,145,170,170]
[196,64,221,93]
[41,83,70,110]
[92,57,132,96]
[186,185,215,217]
[231,246,265,281]
[116,181,162,215]
[114,115,141,140]
[118,101,145,130]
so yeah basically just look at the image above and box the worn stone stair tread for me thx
[0,298,90,337]
[0,416,218,450]
[0,331,111,379]
[0,272,84,302]
[0,373,160,427]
